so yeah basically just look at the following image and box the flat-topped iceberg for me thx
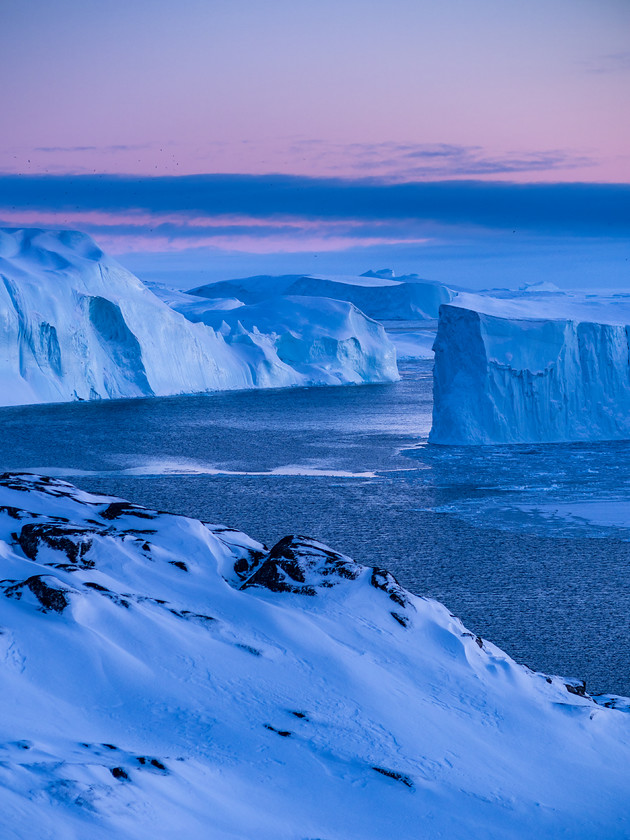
[0,229,398,407]
[189,270,454,321]
[0,474,628,839]
[430,290,630,444]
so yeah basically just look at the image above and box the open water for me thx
[2,360,629,695]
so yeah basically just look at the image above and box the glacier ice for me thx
[431,291,630,444]
[0,473,628,839]
[188,270,454,320]
[0,229,398,407]
[157,289,399,386]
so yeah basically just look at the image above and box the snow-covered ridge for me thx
[431,290,630,444]
[0,474,628,839]
[0,229,397,407]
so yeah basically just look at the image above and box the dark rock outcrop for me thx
[241,535,360,595]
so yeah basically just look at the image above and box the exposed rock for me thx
[169,560,188,572]
[565,680,588,697]
[18,523,101,567]
[371,766,414,788]
[100,502,158,521]
[241,535,360,595]
[83,582,130,608]
[264,725,292,737]
[370,567,410,610]
[2,575,75,613]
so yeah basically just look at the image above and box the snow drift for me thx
[188,270,454,321]
[431,293,630,445]
[0,473,628,839]
[0,229,397,407]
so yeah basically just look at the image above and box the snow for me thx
[146,281,245,313]
[0,473,629,839]
[519,280,563,294]
[387,325,437,360]
[430,288,630,444]
[453,287,630,325]
[0,229,398,407]
[156,288,398,386]
[188,270,454,320]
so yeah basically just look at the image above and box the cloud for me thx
[0,174,627,237]
[287,141,594,179]
[14,139,597,181]
[0,173,627,256]
[0,205,430,255]
[583,51,630,74]
[33,143,154,153]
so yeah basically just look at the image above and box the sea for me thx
[2,359,629,696]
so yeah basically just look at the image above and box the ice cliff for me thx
[0,474,628,839]
[0,229,397,407]
[431,293,630,445]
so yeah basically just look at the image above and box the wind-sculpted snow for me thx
[431,293,630,444]
[0,475,629,839]
[188,270,454,321]
[0,229,397,407]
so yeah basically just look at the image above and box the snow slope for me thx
[431,289,630,444]
[188,270,454,321]
[0,229,397,407]
[0,473,629,839]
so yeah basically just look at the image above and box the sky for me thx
[1,0,628,288]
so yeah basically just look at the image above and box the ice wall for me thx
[430,303,630,444]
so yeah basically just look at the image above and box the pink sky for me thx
[1,0,629,183]
[0,0,628,282]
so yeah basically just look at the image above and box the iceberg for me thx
[157,289,398,386]
[430,290,630,444]
[0,473,628,839]
[189,270,454,321]
[388,326,437,360]
[0,229,398,407]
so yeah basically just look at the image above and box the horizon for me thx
[1,0,628,287]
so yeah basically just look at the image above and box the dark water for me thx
[1,360,629,696]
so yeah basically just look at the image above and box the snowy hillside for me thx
[0,229,397,407]
[0,473,629,839]
[431,289,630,444]
[188,270,454,321]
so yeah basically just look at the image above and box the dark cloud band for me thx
[0,174,628,237]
